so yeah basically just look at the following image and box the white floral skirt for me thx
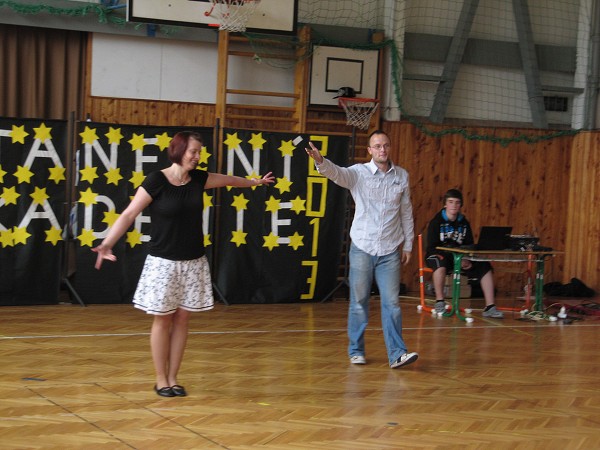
[132,254,214,315]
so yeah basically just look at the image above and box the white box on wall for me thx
[91,33,218,103]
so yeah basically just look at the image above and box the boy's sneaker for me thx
[350,355,366,364]
[482,305,504,318]
[390,352,419,369]
[434,301,446,315]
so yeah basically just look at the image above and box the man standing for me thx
[306,130,418,369]
[425,189,504,318]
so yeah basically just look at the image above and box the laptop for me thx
[476,226,513,250]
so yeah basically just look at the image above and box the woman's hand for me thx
[254,172,275,186]
[92,244,117,270]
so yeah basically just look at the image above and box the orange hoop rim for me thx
[204,0,261,18]
[337,97,379,107]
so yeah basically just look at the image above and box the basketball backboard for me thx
[127,0,297,35]
[309,45,379,106]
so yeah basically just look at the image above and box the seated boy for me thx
[425,189,503,318]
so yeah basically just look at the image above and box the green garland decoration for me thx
[1,3,583,145]
[0,1,183,35]
[304,29,582,147]
[0,0,126,24]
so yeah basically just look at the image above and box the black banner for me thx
[72,123,215,304]
[213,129,349,303]
[0,118,67,305]
[1,119,349,305]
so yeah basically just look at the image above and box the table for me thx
[436,247,562,320]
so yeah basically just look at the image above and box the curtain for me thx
[0,23,87,120]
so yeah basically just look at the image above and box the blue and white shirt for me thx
[316,158,414,256]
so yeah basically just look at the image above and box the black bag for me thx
[543,278,596,297]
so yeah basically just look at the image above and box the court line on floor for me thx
[2,321,599,340]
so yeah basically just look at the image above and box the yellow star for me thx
[102,209,120,227]
[204,192,213,210]
[12,226,31,245]
[105,127,124,144]
[290,196,306,214]
[1,186,20,205]
[275,176,293,194]
[105,167,123,185]
[10,125,28,144]
[0,165,6,183]
[204,234,212,247]
[0,229,14,247]
[230,230,247,247]
[199,146,211,166]
[45,227,63,246]
[126,228,143,247]
[262,232,279,250]
[231,193,249,211]
[265,196,281,213]
[79,126,98,145]
[288,232,304,250]
[155,132,171,151]
[78,187,98,207]
[77,228,96,247]
[248,132,266,149]
[30,187,49,205]
[48,166,66,184]
[278,140,295,157]
[224,132,242,149]
[130,171,146,188]
[33,123,52,141]
[80,166,99,184]
[14,165,34,184]
[128,133,147,151]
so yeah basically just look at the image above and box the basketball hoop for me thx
[338,97,379,130]
[204,0,261,33]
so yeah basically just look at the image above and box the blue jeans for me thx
[348,243,407,364]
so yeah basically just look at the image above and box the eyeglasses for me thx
[369,143,391,150]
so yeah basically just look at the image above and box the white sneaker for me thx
[350,355,366,364]
[390,352,419,369]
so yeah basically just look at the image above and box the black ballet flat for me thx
[170,385,187,397]
[154,385,175,397]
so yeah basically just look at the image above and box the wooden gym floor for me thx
[1,293,600,449]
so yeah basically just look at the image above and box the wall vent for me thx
[543,96,568,112]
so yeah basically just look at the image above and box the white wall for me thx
[91,33,295,107]
[92,33,218,103]
[88,0,593,127]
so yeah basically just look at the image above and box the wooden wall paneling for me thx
[86,97,216,127]
[581,134,600,291]
[147,100,167,125]
[565,133,586,283]
[536,134,569,283]
[386,121,584,294]
[566,132,600,290]
[462,131,485,226]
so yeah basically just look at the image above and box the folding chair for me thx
[417,232,471,316]
[417,233,434,312]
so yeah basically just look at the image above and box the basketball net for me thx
[338,98,379,130]
[205,0,261,33]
